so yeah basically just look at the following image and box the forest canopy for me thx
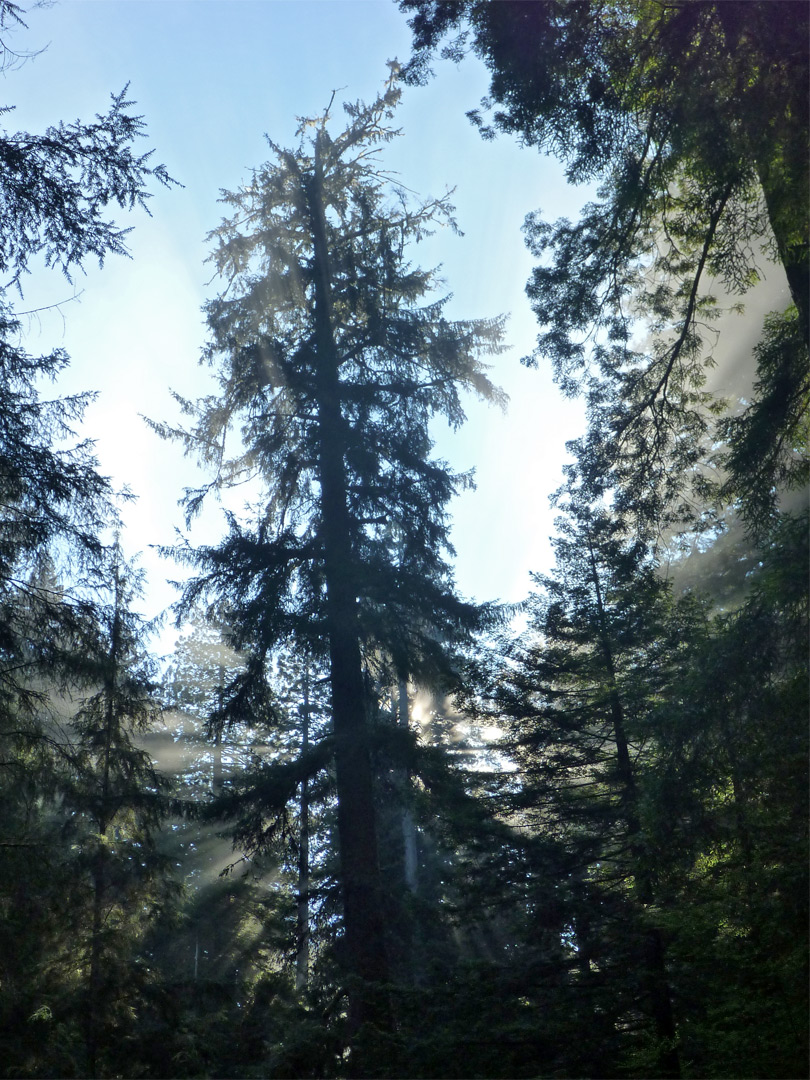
[0,3,806,1078]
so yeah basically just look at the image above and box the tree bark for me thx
[397,677,419,894]
[212,665,225,793]
[296,663,311,993]
[303,137,391,1040]
[86,570,122,1079]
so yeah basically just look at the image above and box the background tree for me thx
[394,23,808,1069]
[483,493,682,1076]
[66,544,171,1079]
[0,547,174,1080]
[649,512,808,1079]
[476,484,807,1076]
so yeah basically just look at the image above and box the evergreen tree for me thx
[479,475,808,1077]
[648,512,809,1079]
[66,544,171,1079]
[0,13,175,1069]
[0,0,175,856]
[401,0,808,537]
[0,547,173,1080]
[487,495,682,1076]
[162,616,253,795]
[395,26,808,1071]
[152,70,505,1049]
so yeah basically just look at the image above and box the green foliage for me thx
[402,0,808,538]
[401,1,807,304]
[0,550,174,1080]
[0,0,176,670]
[719,307,809,530]
[475,484,808,1077]
[392,29,807,1069]
[0,9,177,1074]
[2,4,805,1075]
[0,0,174,811]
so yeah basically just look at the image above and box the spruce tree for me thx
[153,70,505,1045]
[66,544,170,1079]
[487,492,684,1076]
[0,0,175,852]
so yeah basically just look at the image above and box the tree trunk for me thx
[86,848,105,1080]
[86,575,122,1079]
[212,729,223,793]
[213,666,224,793]
[303,139,391,1041]
[397,677,419,894]
[296,663,311,993]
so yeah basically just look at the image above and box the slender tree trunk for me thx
[87,573,122,1079]
[296,663,311,992]
[397,677,419,894]
[213,665,224,793]
[212,730,223,793]
[302,140,391,1043]
[87,848,105,1080]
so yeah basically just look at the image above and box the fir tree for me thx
[152,70,505,1049]
[66,544,171,1079]
[0,0,175,856]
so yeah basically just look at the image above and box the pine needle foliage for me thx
[151,69,506,1045]
[400,0,808,537]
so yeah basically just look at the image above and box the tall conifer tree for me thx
[154,71,505,1044]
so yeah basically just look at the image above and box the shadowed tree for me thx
[400,0,808,535]
[0,11,175,1072]
[488,495,682,1077]
[152,70,505,1051]
[67,544,170,1079]
[0,0,176,851]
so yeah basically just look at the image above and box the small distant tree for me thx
[67,545,170,1079]
[153,70,505,1045]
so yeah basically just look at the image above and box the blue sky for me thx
[9,0,589,654]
